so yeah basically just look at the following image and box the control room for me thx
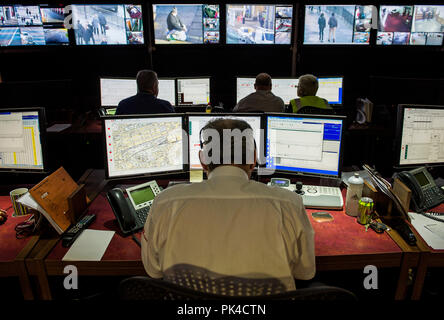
[0,0,443,309]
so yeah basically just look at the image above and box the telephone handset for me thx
[395,167,444,212]
[106,180,162,236]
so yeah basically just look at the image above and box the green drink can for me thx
[358,197,374,225]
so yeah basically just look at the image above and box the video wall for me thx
[1,3,443,47]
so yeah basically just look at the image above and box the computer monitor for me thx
[236,76,343,105]
[396,105,444,167]
[188,113,263,169]
[265,113,345,177]
[303,5,373,45]
[226,4,293,44]
[104,114,185,179]
[100,78,176,106]
[177,78,210,105]
[72,4,144,45]
[152,4,220,44]
[0,108,46,172]
[0,4,68,46]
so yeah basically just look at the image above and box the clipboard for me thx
[29,167,79,233]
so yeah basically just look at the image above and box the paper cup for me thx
[10,188,31,217]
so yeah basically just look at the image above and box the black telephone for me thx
[395,167,444,213]
[106,181,161,236]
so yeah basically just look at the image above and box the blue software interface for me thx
[266,115,343,176]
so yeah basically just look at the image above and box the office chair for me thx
[119,276,357,301]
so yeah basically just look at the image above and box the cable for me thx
[131,234,141,247]
[420,212,444,223]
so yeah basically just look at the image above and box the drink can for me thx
[357,197,374,225]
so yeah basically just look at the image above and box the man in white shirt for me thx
[233,73,285,113]
[141,119,315,292]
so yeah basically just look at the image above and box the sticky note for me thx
[190,170,203,183]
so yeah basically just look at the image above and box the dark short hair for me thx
[199,119,256,171]
[255,73,272,88]
[136,70,158,93]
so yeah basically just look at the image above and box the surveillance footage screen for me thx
[153,4,220,44]
[0,5,68,46]
[303,5,373,45]
[226,5,293,44]
[72,4,144,45]
[411,5,444,46]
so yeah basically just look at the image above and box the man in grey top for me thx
[233,73,285,113]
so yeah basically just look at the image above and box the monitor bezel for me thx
[185,112,265,171]
[264,112,346,178]
[99,76,177,107]
[151,3,221,46]
[0,107,48,173]
[176,76,211,106]
[225,3,294,46]
[102,113,187,180]
[302,4,373,47]
[70,3,146,47]
[395,104,444,169]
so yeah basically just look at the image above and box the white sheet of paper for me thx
[408,212,444,250]
[62,229,115,261]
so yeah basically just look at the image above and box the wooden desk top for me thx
[0,196,34,263]
[46,192,402,262]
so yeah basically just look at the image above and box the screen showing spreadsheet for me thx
[104,115,184,178]
[0,110,45,171]
[397,105,444,166]
[177,78,210,105]
[266,114,344,177]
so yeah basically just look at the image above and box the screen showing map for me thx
[105,116,184,178]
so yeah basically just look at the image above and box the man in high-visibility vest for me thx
[290,74,331,113]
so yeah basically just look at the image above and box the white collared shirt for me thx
[141,166,315,291]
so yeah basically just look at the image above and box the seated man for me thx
[166,7,187,41]
[141,119,315,292]
[115,70,175,115]
[233,73,285,113]
[290,74,331,113]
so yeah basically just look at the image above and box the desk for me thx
[0,196,39,299]
[410,203,444,300]
[27,188,419,300]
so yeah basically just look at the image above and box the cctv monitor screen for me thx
[226,4,293,44]
[72,4,144,45]
[397,105,444,166]
[377,5,414,45]
[177,78,210,105]
[411,5,444,46]
[188,114,262,169]
[0,5,68,46]
[236,76,343,105]
[266,114,344,177]
[104,115,184,178]
[157,79,176,105]
[303,5,373,45]
[153,4,220,44]
[0,109,45,171]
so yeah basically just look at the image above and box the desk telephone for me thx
[106,180,162,236]
[395,167,444,213]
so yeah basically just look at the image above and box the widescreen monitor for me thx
[177,78,210,105]
[104,114,185,178]
[265,114,345,177]
[0,4,68,46]
[396,105,444,167]
[188,114,263,169]
[72,4,144,45]
[303,5,373,45]
[411,5,444,46]
[226,4,293,44]
[236,76,343,105]
[153,4,220,44]
[0,108,46,172]
[100,78,176,106]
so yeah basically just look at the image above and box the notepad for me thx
[62,229,115,261]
